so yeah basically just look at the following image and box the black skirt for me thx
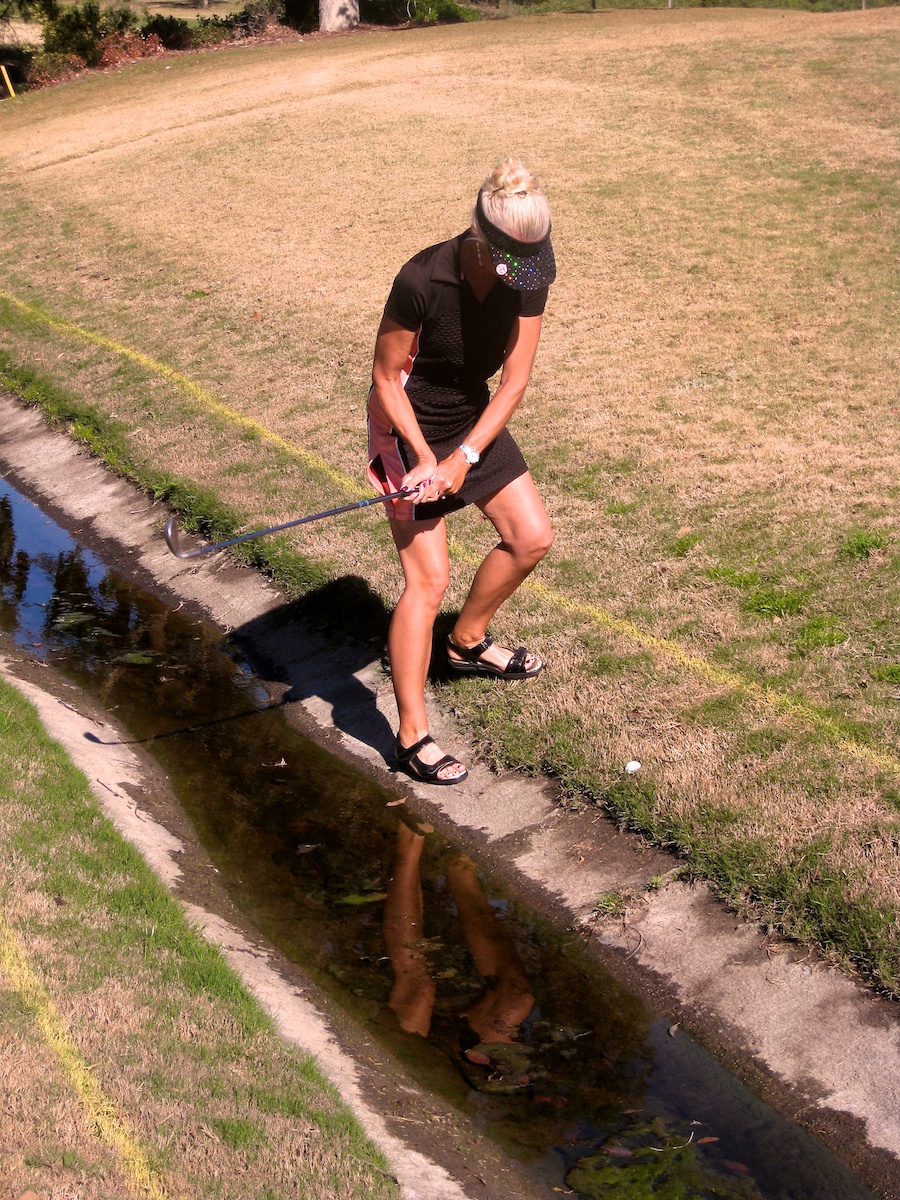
[400,374,528,519]
[405,426,528,520]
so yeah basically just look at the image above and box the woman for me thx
[368,157,556,786]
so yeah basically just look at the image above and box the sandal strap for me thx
[420,753,460,779]
[396,733,434,763]
[447,633,494,663]
[506,646,529,675]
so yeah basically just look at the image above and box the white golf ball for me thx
[625,760,642,774]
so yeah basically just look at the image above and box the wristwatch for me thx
[458,442,480,466]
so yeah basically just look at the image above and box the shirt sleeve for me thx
[383,261,429,331]
[519,285,550,319]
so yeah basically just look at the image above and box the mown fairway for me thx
[1,7,899,989]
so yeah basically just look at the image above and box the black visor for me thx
[475,193,556,291]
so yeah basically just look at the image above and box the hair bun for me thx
[477,155,551,246]
[487,156,536,198]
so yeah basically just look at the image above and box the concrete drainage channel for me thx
[2,394,900,1200]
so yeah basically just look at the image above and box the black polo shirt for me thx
[383,233,549,442]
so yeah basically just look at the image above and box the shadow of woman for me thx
[230,574,400,762]
[230,575,467,769]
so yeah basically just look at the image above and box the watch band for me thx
[458,442,480,466]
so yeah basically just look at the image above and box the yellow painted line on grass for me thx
[0,289,356,492]
[7,289,899,778]
[0,915,173,1199]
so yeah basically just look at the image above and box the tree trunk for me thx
[319,0,359,31]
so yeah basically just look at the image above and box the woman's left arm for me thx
[430,315,543,496]
[467,314,543,453]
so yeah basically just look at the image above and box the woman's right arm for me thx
[371,317,440,500]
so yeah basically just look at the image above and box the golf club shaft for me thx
[165,489,414,559]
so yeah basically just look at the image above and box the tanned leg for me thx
[449,472,553,673]
[447,855,534,1047]
[389,515,467,780]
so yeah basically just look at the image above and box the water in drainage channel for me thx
[0,474,879,1200]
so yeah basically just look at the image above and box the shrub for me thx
[282,0,318,28]
[410,0,479,21]
[141,12,194,48]
[360,0,410,20]
[191,14,237,44]
[41,1,138,67]
[231,0,283,34]
[98,29,163,66]
[24,49,87,86]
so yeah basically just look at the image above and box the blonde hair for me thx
[476,156,551,244]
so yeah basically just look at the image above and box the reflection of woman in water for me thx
[383,822,535,1091]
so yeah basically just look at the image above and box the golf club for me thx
[164,487,417,559]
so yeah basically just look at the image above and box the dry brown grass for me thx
[1,7,899,985]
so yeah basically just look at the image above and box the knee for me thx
[406,569,450,612]
[514,522,554,567]
[535,523,555,562]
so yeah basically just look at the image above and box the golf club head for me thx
[164,515,194,559]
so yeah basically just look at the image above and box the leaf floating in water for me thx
[337,893,388,906]
[385,798,406,807]
[668,1022,680,1037]
[111,653,157,666]
[53,611,95,630]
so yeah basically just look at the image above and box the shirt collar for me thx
[431,233,469,285]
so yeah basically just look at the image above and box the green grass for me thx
[0,676,398,1200]
[0,348,333,597]
[839,528,890,561]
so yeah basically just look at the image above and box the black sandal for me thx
[447,633,543,680]
[395,734,468,786]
